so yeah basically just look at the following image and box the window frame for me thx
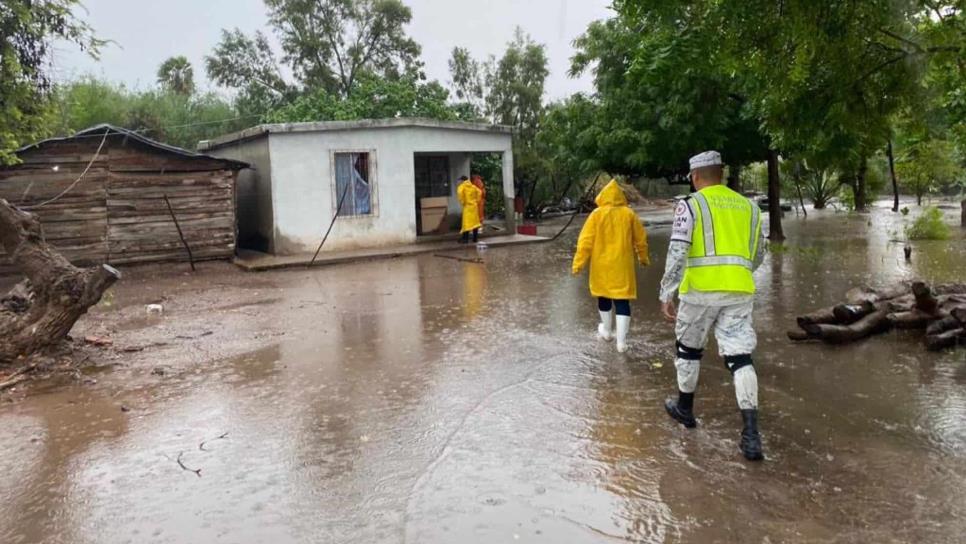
[330,149,379,218]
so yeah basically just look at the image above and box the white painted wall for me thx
[207,137,273,252]
[266,126,512,255]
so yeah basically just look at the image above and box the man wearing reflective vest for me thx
[659,150,766,461]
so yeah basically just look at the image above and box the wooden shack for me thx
[0,124,248,269]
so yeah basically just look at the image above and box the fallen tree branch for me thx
[1,198,121,366]
[433,253,484,264]
[199,432,229,452]
[176,451,202,477]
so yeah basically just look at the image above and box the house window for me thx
[334,152,373,216]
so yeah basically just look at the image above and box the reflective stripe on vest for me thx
[687,255,754,270]
[690,192,716,256]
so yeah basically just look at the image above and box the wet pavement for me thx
[2,204,965,543]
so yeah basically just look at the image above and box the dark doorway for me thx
[414,155,450,199]
[414,155,451,235]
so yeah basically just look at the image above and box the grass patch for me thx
[905,206,950,240]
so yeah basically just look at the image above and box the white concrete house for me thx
[200,118,515,255]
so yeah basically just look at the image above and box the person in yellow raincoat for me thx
[572,179,650,353]
[472,174,486,223]
[457,175,483,244]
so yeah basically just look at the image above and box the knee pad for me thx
[724,354,754,374]
[676,341,704,361]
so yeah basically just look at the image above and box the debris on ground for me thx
[788,281,966,351]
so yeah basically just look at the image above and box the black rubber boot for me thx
[664,392,697,428]
[740,409,764,461]
[459,232,469,244]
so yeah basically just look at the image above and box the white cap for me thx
[689,150,722,171]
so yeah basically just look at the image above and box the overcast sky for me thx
[52,0,612,100]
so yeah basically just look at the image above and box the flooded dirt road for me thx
[2,205,965,543]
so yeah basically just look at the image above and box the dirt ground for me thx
[2,201,965,544]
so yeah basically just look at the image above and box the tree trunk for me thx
[0,199,120,366]
[727,164,742,192]
[854,157,868,212]
[767,149,784,241]
[961,198,965,228]
[887,139,899,212]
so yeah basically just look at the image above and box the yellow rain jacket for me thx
[572,180,650,300]
[457,180,483,233]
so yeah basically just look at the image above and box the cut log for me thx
[925,328,965,352]
[787,330,815,341]
[927,316,962,336]
[800,309,892,344]
[832,301,877,325]
[887,310,943,330]
[797,307,839,328]
[912,282,940,314]
[845,283,912,304]
[0,198,120,366]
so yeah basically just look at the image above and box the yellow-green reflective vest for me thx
[680,184,761,295]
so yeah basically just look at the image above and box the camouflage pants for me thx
[674,300,759,410]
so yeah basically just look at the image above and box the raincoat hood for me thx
[595,180,628,208]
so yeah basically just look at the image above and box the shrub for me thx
[905,207,950,240]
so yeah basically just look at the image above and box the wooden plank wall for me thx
[0,142,110,275]
[0,135,237,274]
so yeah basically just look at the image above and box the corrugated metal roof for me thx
[17,124,249,169]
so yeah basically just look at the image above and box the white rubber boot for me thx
[598,310,614,341]
[615,315,631,353]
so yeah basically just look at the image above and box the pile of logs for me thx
[788,282,966,352]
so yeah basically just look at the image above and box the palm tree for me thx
[157,56,195,96]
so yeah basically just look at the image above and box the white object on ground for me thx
[146,304,164,315]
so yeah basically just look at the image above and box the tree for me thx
[570,10,781,236]
[157,56,195,95]
[264,73,456,123]
[448,47,487,119]
[205,28,291,116]
[448,29,550,207]
[897,139,958,206]
[207,0,421,102]
[0,0,101,164]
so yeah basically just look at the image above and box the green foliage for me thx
[0,0,102,164]
[264,74,456,122]
[447,29,550,206]
[838,185,856,211]
[157,56,195,96]
[204,28,292,117]
[448,46,486,118]
[905,206,951,240]
[207,0,421,102]
[45,76,247,150]
[896,138,958,205]
[570,15,768,179]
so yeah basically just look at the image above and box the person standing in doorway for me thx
[572,179,650,353]
[472,174,486,224]
[659,150,766,461]
[457,175,483,244]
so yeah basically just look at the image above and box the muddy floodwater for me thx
[2,205,965,543]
